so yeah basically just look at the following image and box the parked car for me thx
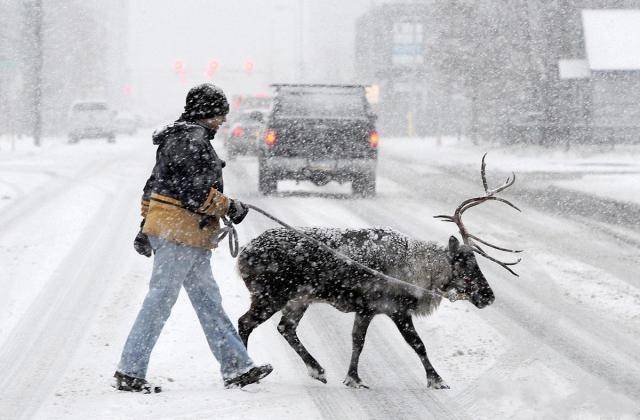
[224,110,265,158]
[258,84,378,196]
[68,101,116,143]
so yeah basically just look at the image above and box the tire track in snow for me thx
[0,158,112,233]
[0,177,25,213]
[0,140,148,234]
[0,166,140,419]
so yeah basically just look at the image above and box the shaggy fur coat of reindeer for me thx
[238,227,454,313]
[237,226,493,389]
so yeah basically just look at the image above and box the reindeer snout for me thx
[484,293,495,306]
[472,288,495,308]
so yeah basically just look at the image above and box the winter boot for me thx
[113,371,162,394]
[223,364,273,389]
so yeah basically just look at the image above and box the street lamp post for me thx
[298,0,304,81]
[32,0,43,146]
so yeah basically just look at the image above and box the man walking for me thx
[115,83,272,393]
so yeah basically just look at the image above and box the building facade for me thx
[356,0,640,144]
[355,2,467,137]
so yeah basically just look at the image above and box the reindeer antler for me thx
[434,153,523,276]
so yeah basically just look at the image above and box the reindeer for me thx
[237,155,521,389]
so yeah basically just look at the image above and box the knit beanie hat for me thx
[181,83,229,121]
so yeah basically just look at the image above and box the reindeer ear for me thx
[448,236,460,255]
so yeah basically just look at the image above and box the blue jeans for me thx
[117,236,254,380]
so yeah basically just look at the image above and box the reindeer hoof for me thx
[427,377,450,389]
[343,376,369,389]
[307,366,327,384]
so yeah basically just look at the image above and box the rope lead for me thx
[210,216,239,257]
[217,203,448,301]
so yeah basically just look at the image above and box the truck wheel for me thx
[352,172,376,197]
[258,159,277,195]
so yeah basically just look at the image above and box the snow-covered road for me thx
[1,135,639,419]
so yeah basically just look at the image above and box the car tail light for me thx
[265,129,277,148]
[231,126,245,137]
[369,131,379,149]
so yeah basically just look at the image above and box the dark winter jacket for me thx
[141,120,231,248]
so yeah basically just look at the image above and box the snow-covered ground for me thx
[1,133,639,419]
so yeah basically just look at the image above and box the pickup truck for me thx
[258,84,378,196]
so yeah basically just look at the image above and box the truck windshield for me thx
[277,89,366,118]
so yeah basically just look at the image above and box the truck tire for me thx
[352,172,376,197]
[258,158,277,195]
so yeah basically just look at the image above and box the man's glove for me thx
[227,199,249,224]
[133,221,153,257]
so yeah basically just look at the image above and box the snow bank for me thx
[381,136,640,205]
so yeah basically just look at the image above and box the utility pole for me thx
[298,0,304,81]
[32,0,43,146]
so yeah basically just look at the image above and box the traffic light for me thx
[174,59,185,74]
[206,60,219,78]
[173,59,187,85]
[244,60,255,75]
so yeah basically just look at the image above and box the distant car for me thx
[113,112,139,135]
[258,84,378,196]
[224,110,265,158]
[68,101,115,143]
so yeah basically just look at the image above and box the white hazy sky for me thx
[128,0,377,119]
